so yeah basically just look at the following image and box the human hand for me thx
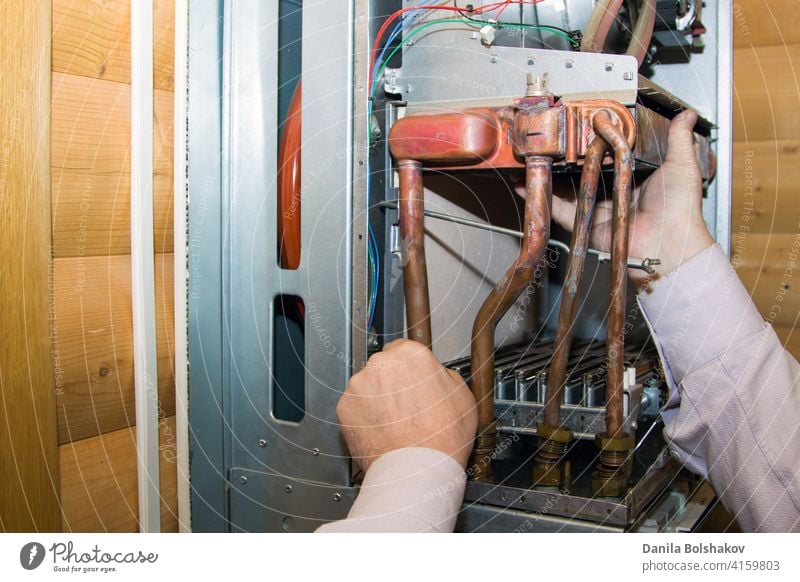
[336,339,478,473]
[540,109,714,288]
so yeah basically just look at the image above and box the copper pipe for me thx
[593,110,633,439]
[542,137,607,428]
[469,156,552,477]
[580,0,624,53]
[626,0,657,67]
[398,159,432,348]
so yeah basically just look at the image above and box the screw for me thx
[240,476,247,484]
[489,54,498,63]
[285,484,293,493]
[258,439,267,448]
[312,447,320,456]
[99,366,110,377]
[333,493,342,502]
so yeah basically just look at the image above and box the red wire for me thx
[369,1,548,86]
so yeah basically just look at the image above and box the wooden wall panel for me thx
[775,325,800,356]
[732,140,800,233]
[60,416,178,532]
[0,0,61,532]
[51,71,173,257]
[52,0,175,91]
[733,1,800,49]
[732,3,800,360]
[53,254,175,444]
[733,234,799,328]
[733,44,800,143]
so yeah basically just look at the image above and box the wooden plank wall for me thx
[732,1,800,358]
[0,0,61,532]
[51,0,177,532]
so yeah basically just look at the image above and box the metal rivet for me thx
[333,493,342,502]
[312,447,320,456]
[489,54,498,63]
[240,476,247,484]
[258,439,267,448]
[285,484,293,493]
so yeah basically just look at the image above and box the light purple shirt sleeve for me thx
[316,447,466,533]
[638,243,800,532]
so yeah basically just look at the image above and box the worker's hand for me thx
[336,339,478,473]
[549,109,715,288]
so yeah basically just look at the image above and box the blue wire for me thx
[367,224,380,330]
[366,4,428,331]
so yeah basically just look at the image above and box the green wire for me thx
[500,22,578,46]
[370,18,466,99]
[370,18,578,99]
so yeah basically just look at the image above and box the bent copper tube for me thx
[593,111,633,439]
[471,156,553,430]
[543,137,607,428]
[398,159,432,348]
[580,0,624,53]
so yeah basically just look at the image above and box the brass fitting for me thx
[532,424,573,488]
[592,432,634,498]
[591,471,627,497]
[468,422,498,481]
[595,432,635,452]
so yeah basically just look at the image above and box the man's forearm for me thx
[316,447,466,533]
[639,243,800,532]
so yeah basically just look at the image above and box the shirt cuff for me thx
[637,243,765,384]
[316,447,466,533]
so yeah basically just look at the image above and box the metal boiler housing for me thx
[186,0,732,532]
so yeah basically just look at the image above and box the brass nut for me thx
[595,432,635,452]
[536,424,573,443]
[468,449,494,481]
[592,472,627,497]
[532,463,561,487]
